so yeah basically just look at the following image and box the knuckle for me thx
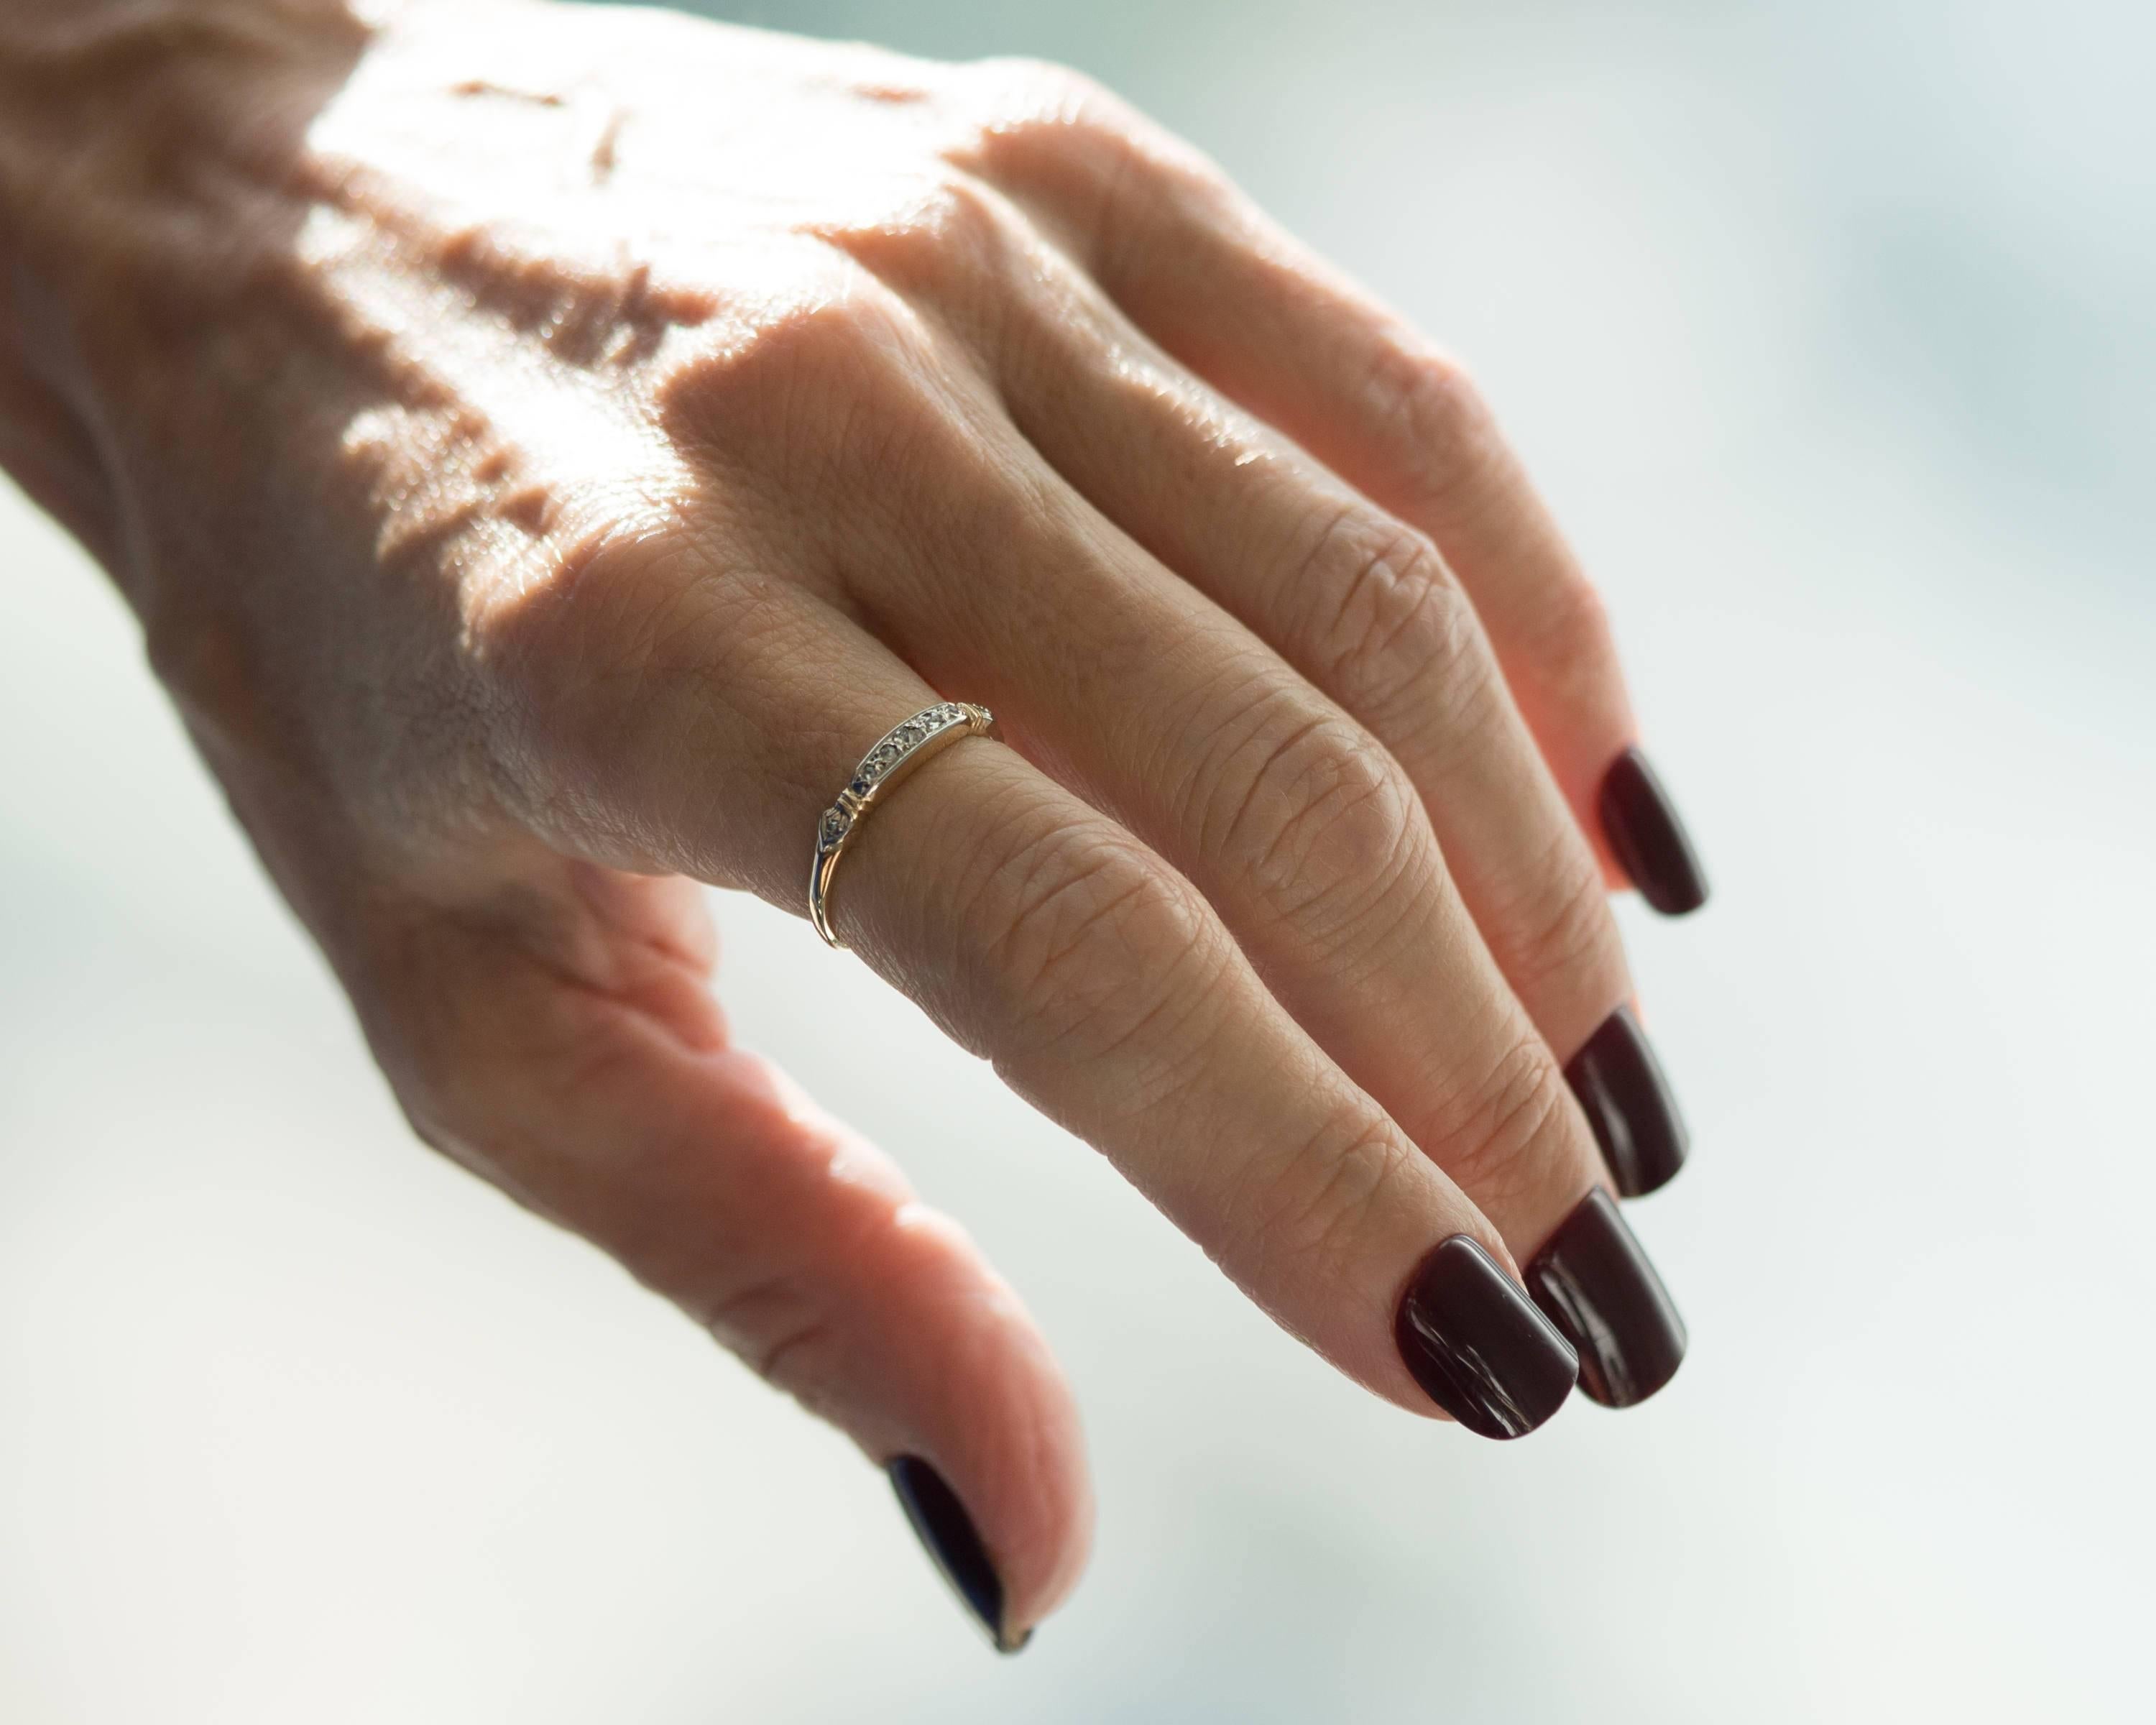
[1244,1112,1424,1292]
[655,272,932,456]
[1295,509,1493,724]
[474,507,677,675]
[1497,843,1628,1009]
[1423,1036,1572,1213]
[970,55,1124,137]
[826,170,1021,293]
[965,811,1226,1079]
[1194,689,1429,942]
[1362,340,1503,510]
[960,55,1230,240]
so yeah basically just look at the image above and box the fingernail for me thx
[888,1456,1028,1653]
[1395,1234,1580,1439]
[1600,746,1710,916]
[1526,1189,1687,1408]
[1566,1006,1690,1197]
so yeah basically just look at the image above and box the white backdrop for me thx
[4,0,2152,1719]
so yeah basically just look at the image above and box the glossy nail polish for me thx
[1395,1234,1580,1438]
[1600,747,1710,916]
[1566,1006,1690,1197]
[888,1456,1027,1653]
[1526,1189,1687,1407]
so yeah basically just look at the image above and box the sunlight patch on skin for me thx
[1100,335,1284,469]
[308,0,982,253]
[290,192,704,638]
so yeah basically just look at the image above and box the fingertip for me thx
[1598,747,1710,916]
[351,891,1095,1648]
[1393,1233,1579,1439]
[888,1455,1021,1651]
[891,1243,1094,1643]
[668,1059,1096,1644]
[1564,1006,1690,1198]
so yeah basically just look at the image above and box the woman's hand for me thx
[0,0,1705,1648]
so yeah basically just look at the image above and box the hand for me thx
[0,0,1706,1649]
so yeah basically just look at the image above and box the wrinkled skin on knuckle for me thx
[975,822,1225,1095]
[1191,683,1429,943]
[1236,1112,1426,1315]
[1302,505,1537,794]
[1489,831,1628,1020]
[1418,1034,1576,1220]
[1289,505,1491,720]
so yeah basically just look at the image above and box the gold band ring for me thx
[808,702,998,949]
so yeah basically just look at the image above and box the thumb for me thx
[348,865,1091,1652]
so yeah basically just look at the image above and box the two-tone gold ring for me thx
[808,702,998,949]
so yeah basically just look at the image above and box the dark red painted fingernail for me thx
[1566,1006,1690,1197]
[888,1456,1028,1653]
[1600,747,1709,915]
[1526,1190,1687,1408]
[1395,1234,1580,1439]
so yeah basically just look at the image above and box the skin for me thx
[0,0,1661,1642]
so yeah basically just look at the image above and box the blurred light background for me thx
[4,0,2152,1719]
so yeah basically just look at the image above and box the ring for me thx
[809,702,998,949]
